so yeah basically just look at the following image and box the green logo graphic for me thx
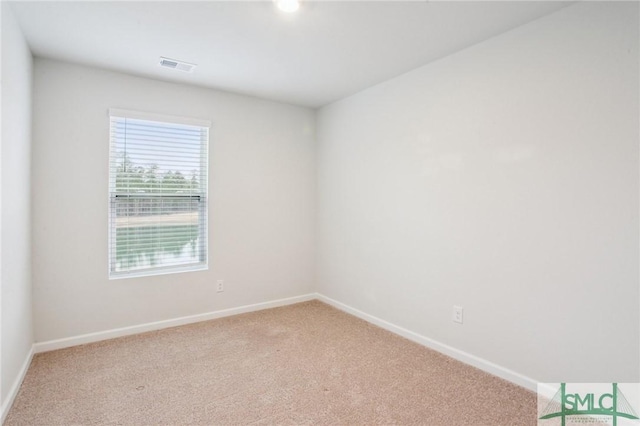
[539,383,639,426]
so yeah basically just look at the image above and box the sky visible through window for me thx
[112,118,204,193]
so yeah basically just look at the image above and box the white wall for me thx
[32,59,316,342]
[317,1,639,383]
[1,1,33,409]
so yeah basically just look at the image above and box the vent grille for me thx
[159,57,196,73]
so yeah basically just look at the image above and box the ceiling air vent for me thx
[159,57,196,73]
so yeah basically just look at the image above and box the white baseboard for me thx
[315,293,539,392]
[34,293,316,354]
[1,344,34,424]
[12,291,536,424]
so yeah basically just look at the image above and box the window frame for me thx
[107,108,211,279]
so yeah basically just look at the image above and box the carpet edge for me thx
[33,294,316,354]
[1,344,34,425]
[30,291,539,399]
[316,292,540,392]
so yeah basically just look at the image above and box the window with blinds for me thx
[108,109,210,278]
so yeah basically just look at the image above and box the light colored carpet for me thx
[5,301,536,425]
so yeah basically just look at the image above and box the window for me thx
[108,109,210,278]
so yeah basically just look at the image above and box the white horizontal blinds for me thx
[109,111,208,277]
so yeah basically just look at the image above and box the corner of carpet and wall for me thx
[1,291,542,424]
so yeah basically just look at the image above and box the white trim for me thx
[315,293,540,392]
[537,382,561,400]
[108,264,208,281]
[34,294,315,354]
[14,291,537,421]
[1,345,34,424]
[108,108,211,128]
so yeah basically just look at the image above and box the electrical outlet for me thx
[216,280,224,293]
[453,305,463,324]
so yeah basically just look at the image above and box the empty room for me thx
[1,0,638,424]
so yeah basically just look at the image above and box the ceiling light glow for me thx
[276,0,299,13]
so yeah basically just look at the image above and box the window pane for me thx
[109,113,208,278]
